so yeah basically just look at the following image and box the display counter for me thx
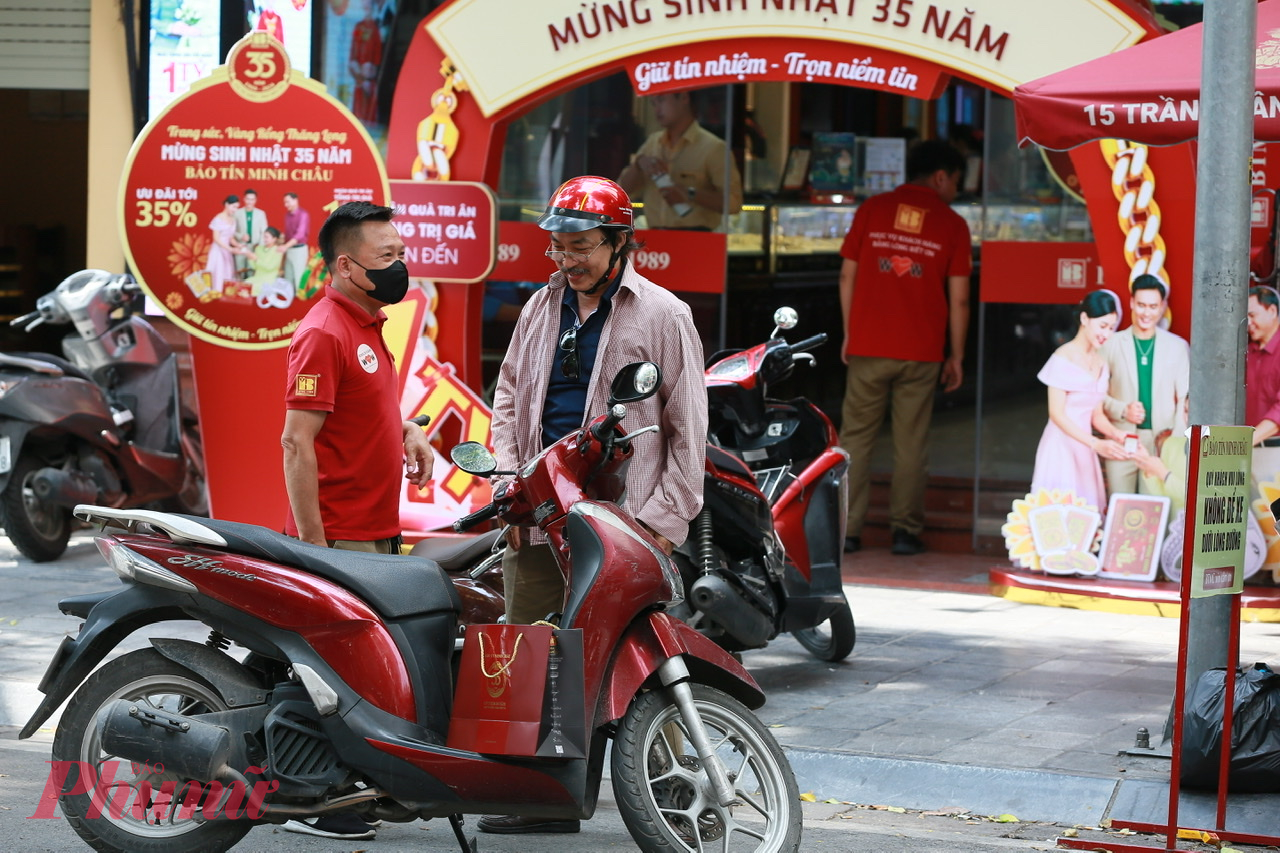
[717,196,1094,278]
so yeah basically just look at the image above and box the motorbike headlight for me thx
[707,355,751,381]
[658,553,685,607]
[96,537,197,594]
[520,445,552,479]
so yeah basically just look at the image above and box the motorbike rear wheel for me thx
[0,452,71,562]
[51,648,254,853]
[791,599,856,662]
[612,683,802,852]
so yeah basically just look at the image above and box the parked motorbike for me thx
[419,308,856,663]
[0,269,207,562]
[676,307,856,662]
[20,362,801,853]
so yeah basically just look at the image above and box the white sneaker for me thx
[282,814,377,839]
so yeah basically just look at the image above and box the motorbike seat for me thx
[407,527,503,570]
[171,515,461,620]
[6,351,95,384]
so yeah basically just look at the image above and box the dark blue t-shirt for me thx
[541,276,621,446]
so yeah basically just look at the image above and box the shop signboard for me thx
[625,38,949,100]
[979,241,1102,304]
[420,0,1152,117]
[491,222,726,294]
[121,32,390,349]
[391,180,497,282]
[1188,425,1253,598]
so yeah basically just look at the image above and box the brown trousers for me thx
[329,537,401,554]
[838,355,941,537]
[502,541,565,624]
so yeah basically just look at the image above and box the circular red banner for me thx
[120,33,390,349]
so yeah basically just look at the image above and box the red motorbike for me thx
[676,307,856,661]
[20,362,802,853]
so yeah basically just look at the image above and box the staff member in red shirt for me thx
[281,201,434,550]
[837,140,971,556]
[280,202,433,840]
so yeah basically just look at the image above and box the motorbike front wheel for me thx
[612,683,802,853]
[0,452,71,562]
[50,648,254,853]
[791,599,856,662]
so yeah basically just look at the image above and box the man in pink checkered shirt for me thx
[490,176,708,621]
[480,178,707,837]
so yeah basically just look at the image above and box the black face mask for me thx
[347,257,410,305]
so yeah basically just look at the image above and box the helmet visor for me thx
[537,206,618,233]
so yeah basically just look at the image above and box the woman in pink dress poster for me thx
[1030,290,1132,512]
[207,195,247,290]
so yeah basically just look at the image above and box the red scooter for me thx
[20,362,802,853]
[675,308,856,662]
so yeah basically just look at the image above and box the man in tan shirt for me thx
[618,89,743,230]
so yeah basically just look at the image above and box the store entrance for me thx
[482,75,1102,554]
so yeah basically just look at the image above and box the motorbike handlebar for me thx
[591,403,627,443]
[10,311,40,330]
[452,502,501,532]
[107,277,141,307]
[788,333,827,355]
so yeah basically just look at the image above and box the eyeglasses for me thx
[559,326,579,380]
[545,238,606,264]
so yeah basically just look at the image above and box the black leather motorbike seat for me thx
[407,527,503,570]
[172,515,461,620]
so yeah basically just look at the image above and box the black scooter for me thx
[0,270,207,561]
[673,307,856,661]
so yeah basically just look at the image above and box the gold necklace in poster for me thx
[1134,334,1155,366]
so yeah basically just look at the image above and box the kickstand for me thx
[448,813,478,852]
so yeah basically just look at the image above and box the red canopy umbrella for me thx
[1015,0,1280,150]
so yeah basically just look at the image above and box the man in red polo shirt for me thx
[282,201,433,553]
[280,202,433,840]
[280,197,435,537]
[837,140,971,556]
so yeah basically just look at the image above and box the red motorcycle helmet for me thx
[537,176,634,233]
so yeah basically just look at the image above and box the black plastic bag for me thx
[1181,662,1280,792]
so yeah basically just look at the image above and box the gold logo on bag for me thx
[479,632,522,698]
[486,671,507,698]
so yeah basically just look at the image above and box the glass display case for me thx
[984,200,1093,243]
[719,196,1095,277]
[769,203,856,274]
[725,204,766,256]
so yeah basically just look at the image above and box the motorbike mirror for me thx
[450,441,498,476]
[772,306,798,332]
[609,362,662,405]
